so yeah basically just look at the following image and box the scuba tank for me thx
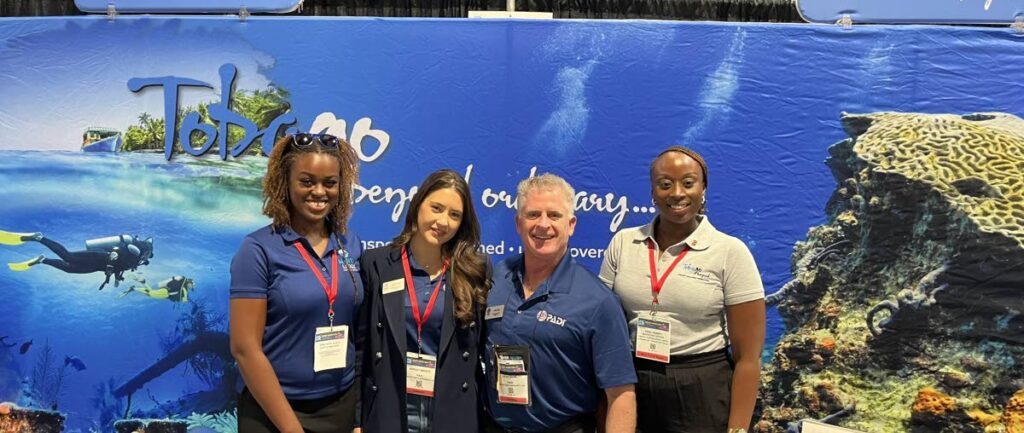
[163,276,191,302]
[84,234,134,252]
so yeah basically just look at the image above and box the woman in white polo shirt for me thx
[599,145,765,433]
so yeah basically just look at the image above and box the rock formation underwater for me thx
[758,112,1024,433]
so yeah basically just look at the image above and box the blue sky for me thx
[0,18,273,150]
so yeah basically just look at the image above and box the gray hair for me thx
[515,173,576,216]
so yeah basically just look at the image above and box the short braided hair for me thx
[649,145,708,188]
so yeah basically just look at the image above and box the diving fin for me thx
[8,255,44,271]
[0,231,41,246]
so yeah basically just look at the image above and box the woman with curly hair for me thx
[230,132,363,433]
[357,168,491,433]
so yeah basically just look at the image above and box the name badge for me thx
[495,346,530,405]
[406,353,437,397]
[313,326,349,372]
[382,278,405,294]
[485,305,505,320]
[635,312,671,363]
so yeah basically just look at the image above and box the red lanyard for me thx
[401,246,448,349]
[646,239,689,306]
[294,243,339,326]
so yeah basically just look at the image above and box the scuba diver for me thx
[1,231,154,290]
[121,276,194,303]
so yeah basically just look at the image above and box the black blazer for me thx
[356,246,485,433]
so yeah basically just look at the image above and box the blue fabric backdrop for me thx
[0,16,1020,432]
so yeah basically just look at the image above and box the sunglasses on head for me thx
[291,132,340,149]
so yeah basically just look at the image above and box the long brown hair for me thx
[392,169,490,325]
[262,134,360,234]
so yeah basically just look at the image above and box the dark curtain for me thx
[297,0,799,21]
[1,0,800,21]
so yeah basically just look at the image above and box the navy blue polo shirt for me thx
[230,225,364,400]
[483,252,636,432]
[403,250,446,356]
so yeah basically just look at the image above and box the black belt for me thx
[485,413,596,433]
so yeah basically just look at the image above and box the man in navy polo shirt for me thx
[483,173,636,433]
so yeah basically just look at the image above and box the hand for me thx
[279,419,305,433]
[353,428,363,433]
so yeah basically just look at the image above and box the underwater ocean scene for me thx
[0,151,263,432]
[0,16,1022,433]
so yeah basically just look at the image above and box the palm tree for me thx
[250,86,292,129]
[138,112,163,148]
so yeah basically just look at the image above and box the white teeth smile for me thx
[307,199,328,211]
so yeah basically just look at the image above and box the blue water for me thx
[0,149,793,430]
[0,150,267,431]
[3,17,1024,432]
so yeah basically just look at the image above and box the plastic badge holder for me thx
[800,419,865,433]
[75,0,302,14]
[796,0,1024,24]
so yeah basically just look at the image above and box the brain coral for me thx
[841,112,1024,248]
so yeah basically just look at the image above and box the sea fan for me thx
[27,340,68,410]
[185,409,236,433]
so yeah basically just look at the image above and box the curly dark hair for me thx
[391,169,490,325]
[261,134,360,235]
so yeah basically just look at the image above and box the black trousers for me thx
[238,385,356,433]
[482,413,596,433]
[635,349,734,433]
[37,237,109,274]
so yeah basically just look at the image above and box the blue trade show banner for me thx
[797,0,1024,24]
[75,0,302,13]
[0,16,1022,433]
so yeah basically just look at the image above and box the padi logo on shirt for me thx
[536,310,566,327]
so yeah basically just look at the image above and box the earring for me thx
[651,198,656,206]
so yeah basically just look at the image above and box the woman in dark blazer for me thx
[356,169,491,433]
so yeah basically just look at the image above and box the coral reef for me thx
[0,402,65,433]
[843,112,1024,248]
[1005,390,1024,433]
[185,409,237,433]
[758,112,1024,433]
[113,418,187,433]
